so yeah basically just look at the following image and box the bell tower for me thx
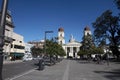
[58,27,65,45]
[84,26,91,36]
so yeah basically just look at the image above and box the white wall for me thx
[10,32,25,53]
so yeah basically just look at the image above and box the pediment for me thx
[64,41,82,46]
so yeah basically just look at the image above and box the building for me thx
[57,26,92,58]
[0,11,14,60]
[84,26,91,36]
[23,43,34,61]
[10,32,25,60]
[28,40,45,49]
[62,35,82,58]
[58,27,65,45]
[25,43,34,53]
[0,11,25,60]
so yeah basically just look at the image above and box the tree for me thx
[31,46,43,57]
[93,10,120,58]
[78,33,94,59]
[114,0,120,9]
[77,49,88,59]
[114,0,120,46]
[89,46,104,55]
[82,34,94,50]
[46,39,66,57]
[81,33,94,56]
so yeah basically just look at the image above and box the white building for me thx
[0,11,25,60]
[58,27,65,45]
[10,32,25,60]
[62,35,82,58]
[1,11,14,60]
[23,43,34,61]
[57,26,92,58]
[25,43,33,53]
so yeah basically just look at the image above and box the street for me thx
[3,60,38,80]
[3,59,120,80]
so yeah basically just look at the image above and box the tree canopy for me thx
[31,39,66,58]
[92,10,120,58]
[82,34,94,50]
[115,0,120,9]
[31,46,43,57]
[46,39,66,57]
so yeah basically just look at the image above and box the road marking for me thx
[8,68,37,80]
[62,60,70,80]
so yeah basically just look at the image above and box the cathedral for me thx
[58,26,92,58]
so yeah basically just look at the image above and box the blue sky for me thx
[0,0,119,43]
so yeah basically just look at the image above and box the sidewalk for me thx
[3,60,23,64]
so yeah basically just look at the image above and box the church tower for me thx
[58,27,65,45]
[84,26,91,36]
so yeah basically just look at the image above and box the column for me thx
[70,47,73,57]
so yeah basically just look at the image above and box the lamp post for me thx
[44,31,53,55]
[105,35,109,66]
[106,46,109,66]
[0,0,9,80]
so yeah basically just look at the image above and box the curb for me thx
[3,60,23,64]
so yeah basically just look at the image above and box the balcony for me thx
[4,36,13,43]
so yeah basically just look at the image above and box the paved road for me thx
[3,59,120,80]
[3,60,38,80]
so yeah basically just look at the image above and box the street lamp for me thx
[0,0,9,80]
[44,31,53,55]
[106,46,109,66]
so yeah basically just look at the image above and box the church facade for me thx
[58,27,91,58]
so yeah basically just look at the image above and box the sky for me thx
[0,0,119,43]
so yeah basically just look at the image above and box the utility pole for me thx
[0,0,9,80]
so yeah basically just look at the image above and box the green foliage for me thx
[77,50,88,56]
[78,29,95,57]
[46,39,66,57]
[31,39,66,57]
[82,34,94,50]
[31,46,43,57]
[92,10,120,57]
[78,46,104,56]
[89,46,104,54]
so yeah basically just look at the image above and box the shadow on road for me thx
[94,69,120,80]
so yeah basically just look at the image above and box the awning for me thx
[10,53,24,57]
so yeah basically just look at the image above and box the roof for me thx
[58,27,64,32]
[84,26,90,31]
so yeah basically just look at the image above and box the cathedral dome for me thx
[84,26,90,31]
[58,27,64,32]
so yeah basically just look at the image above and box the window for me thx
[7,15,10,19]
[60,34,62,37]
[12,39,15,41]
[14,45,25,49]
[11,44,13,48]
[60,41,62,44]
